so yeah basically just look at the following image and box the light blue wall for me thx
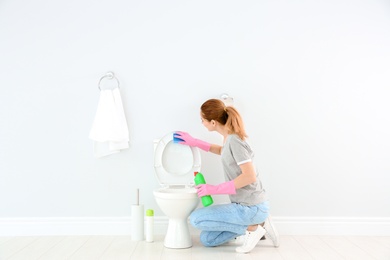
[0,0,389,219]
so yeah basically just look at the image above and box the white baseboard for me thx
[1,216,389,236]
[0,217,167,236]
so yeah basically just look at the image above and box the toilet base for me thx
[164,218,192,249]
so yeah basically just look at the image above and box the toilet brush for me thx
[131,188,144,241]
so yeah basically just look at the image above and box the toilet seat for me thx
[154,132,201,186]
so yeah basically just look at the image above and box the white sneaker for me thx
[227,234,266,245]
[227,235,245,245]
[264,216,280,247]
[235,225,266,253]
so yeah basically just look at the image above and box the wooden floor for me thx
[0,235,389,260]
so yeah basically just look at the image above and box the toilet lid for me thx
[154,132,201,186]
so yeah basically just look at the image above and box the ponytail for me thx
[225,106,247,140]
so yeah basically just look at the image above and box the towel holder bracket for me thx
[98,71,120,90]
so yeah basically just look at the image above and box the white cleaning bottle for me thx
[145,209,154,242]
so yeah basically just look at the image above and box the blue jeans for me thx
[189,201,270,247]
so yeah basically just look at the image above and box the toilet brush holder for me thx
[131,204,144,241]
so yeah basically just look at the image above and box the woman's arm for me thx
[233,162,257,189]
[195,161,256,197]
[209,144,223,155]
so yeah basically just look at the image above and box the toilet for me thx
[153,132,201,249]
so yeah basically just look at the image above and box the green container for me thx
[146,209,154,216]
[194,172,214,207]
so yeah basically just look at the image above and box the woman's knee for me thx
[189,210,200,227]
[199,232,216,247]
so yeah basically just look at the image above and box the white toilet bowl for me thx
[153,187,199,248]
[153,132,201,249]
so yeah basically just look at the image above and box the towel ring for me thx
[98,71,120,90]
[220,93,234,106]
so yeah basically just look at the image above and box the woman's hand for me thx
[196,180,236,197]
[174,131,211,152]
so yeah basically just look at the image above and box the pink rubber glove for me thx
[196,180,236,197]
[174,131,211,152]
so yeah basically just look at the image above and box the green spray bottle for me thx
[194,172,214,207]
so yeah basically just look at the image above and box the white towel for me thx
[89,88,129,158]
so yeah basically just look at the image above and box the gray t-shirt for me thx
[221,134,267,206]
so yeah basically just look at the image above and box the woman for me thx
[175,98,279,254]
